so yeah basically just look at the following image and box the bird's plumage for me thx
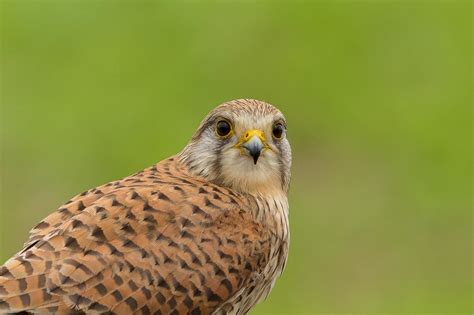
[0,99,291,314]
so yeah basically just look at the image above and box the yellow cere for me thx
[235,129,271,152]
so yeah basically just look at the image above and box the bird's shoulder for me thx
[1,157,275,313]
[24,156,261,248]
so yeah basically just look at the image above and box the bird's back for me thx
[0,157,288,314]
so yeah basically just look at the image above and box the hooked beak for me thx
[235,129,268,164]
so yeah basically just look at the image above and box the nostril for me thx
[245,132,249,138]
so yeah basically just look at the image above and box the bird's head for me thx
[179,99,292,196]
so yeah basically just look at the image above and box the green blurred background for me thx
[1,1,471,314]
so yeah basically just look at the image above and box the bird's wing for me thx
[0,176,272,314]
[21,173,144,252]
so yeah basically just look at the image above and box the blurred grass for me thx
[0,1,472,314]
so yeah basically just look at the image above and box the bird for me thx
[0,99,292,314]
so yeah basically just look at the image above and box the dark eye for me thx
[272,123,285,139]
[216,120,232,137]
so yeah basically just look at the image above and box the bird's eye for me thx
[272,123,285,139]
[216,120,232,137]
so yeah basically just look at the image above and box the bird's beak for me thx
[235,129,269,164]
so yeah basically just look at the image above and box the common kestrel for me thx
[0,99,292,314]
